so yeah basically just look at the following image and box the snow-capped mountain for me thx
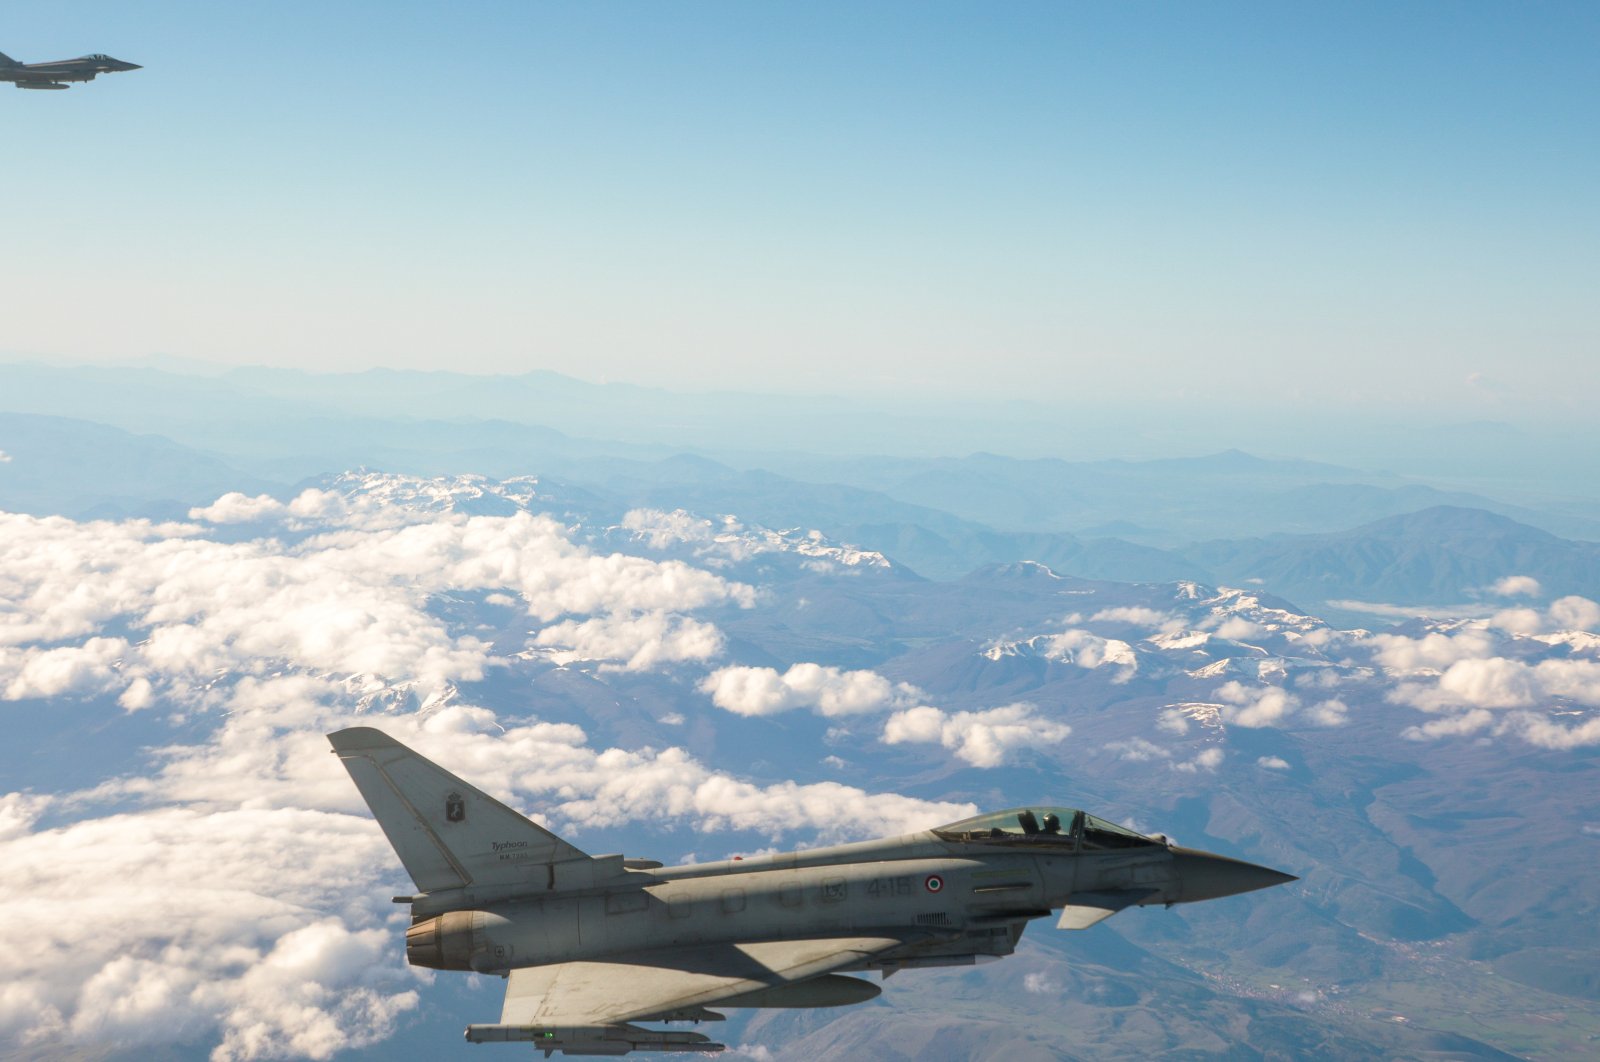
[2,470,1597,1061]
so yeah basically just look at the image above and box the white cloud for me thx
[1365,611,1600,746]
[1041,629,1137,682]
[1215,616,1263,641]
[2,636,128,700]
[0,792,50,841]
[1527,659,1600,706]
[1486,597,1599,636]
[346,707,983,841]
[1401,705,1600,748]
[1173,747,1224,773]
[1388,650,1600,748]
[1304,698,1351,727]
[88,692,979,845]
[1257,756,1291,770]
[0,497,755,712]
[1326,600,1495,621]
[534,611,725,671]
[1368,629,1496,672]
[700,665,808,717]
[1490,575,1542,598]
[1489,607,1545,634]
[879,706,945,745]
[1390,656,1591,713]
[699,663,921,718]
[0,450,12,463]
[882,702,1069,768]
[0,803,417,1059]
[1105,737,1170,762]
[188,492,289,524]
[1293,667,1348,691]
[1512,711,1600,750]
[1209,681,1350,729]
[1106,736,1223,774]
[621,508,721,550]
[1215,681,1300,728]
[1434,657,1539,708]
[1401,709,1496,741]
[1022,971,1061,995]
[1089,606,1176,630]
[1549,596,1600,632]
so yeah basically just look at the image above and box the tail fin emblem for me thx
[445,792,466,822]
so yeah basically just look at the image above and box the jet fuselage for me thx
[407,827,1285,982]
[329,727,1295,1054]
[1,52,140,89]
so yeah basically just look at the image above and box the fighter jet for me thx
[330,727,1296,1056]
[1,49,140,90]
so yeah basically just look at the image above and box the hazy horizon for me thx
[7,357,1600,501]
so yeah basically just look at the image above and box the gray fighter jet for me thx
[330,727,1295,1056]
[1,49,140,90]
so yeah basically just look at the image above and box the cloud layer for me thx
[6,478,1600,1058]
[0,484,969,1058]
[0,489,755,710]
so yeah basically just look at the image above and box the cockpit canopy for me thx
[934,807,1160,851]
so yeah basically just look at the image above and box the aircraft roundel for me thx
[925,874,944,893]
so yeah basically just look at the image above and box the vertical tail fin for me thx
[328,727,590,893]
[0,52,19,68]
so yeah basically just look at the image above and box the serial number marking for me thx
[865,875,914,899]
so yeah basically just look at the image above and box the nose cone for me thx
[1171,846,1297,904]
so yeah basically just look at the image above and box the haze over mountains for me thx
[5,360,1599,496]
[4,362,1600,616]
[2,364,1598,1061]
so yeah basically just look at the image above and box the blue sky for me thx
[2,2,1596,417]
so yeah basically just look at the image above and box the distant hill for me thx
[1185,505,1600,608]
[6,362,1600,543]
[0,412,277,520]
[759,449,1600,543]
[565,462,1209,583]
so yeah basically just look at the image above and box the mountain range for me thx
[3,370,1600,1060]
[5,406,1599,615]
